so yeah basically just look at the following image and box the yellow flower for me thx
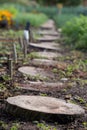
[0,10,13,25]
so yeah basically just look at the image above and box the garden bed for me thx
[0,18,87,130]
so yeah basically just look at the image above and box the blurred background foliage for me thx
[36,0,82,6]
[0,0,87,50]
[0,0,83,6]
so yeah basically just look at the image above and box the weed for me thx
[37,122,57,130]
[10,123,20,130]
[40,93,47,96]
[28,52,40,59]
[74,96,86,104]
[83,122,87,129]
[2,75,11,81]
[28,52,47,59]
[52,68,58,73]
[0,121,8,129]
[0,83,6,90]
[24,74,49,82]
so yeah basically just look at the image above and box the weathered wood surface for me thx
[29,42,61,51]
[40,20,55,30]
[6,95,85,122]
[38,30,58,36]
[18,66,54,79]
[30,59,58,66]
[30,51,62,59]
[35,36,59,42]
[17,82,65,92]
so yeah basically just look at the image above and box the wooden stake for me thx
[18,37,24,50]
[8,58,13,79]
[23,39,28,58]
[7,54,11,69]
[13,43,17,63]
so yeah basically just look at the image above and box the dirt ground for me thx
[0,34,87,129]
[0,48,87,130]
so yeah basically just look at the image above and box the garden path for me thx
[6,19,85,122]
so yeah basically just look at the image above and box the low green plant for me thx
[10,123,20,130]
[0,83,6,90]
[0,29,23,38]
[83,122,87,129]
[66,65,74,77]
[2,75,11,81]
[28,52,40,59]
[75,96,86,104]
[0,121,8,129]
[52,68,58,73]
[37,123,57,130]
[24,74,49,82]
[28,52,47,59]
[40,93,47,96]
[62,15,87,50]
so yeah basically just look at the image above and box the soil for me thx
[0,27,87,129]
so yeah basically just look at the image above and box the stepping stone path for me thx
[6,19,85,122]
[6,95,85,122]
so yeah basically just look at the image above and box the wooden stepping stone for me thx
[30,59,58,67]
[35,36,59,42]
[40,19,55,30]
[29,42,61,51]
[18,66,54,79]
[31,51,62,59]
[30,59,67,70]
[6,95,85,122]
[17,82,66,92]
[38,30,59,36]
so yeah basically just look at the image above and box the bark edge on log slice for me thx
[6,95,85,122]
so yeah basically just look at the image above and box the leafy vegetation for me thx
[54,14,77,28]
[62,15,87,50]
[37,122,57,130]
[36,0,82,6]
[14,13,48,27]
[0,121,20,130]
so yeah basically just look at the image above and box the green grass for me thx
[14,13,48,27]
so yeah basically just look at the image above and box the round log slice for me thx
[18,66,54,79]
[29,42,61,51]
[30,59,67,69]
[17,82,65,92]
[40,20,55,30]
[38,30,58,36]
[6,95,85,122]
[35,36,59,42]
[30,59,58,67]
[31,51,62,59]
